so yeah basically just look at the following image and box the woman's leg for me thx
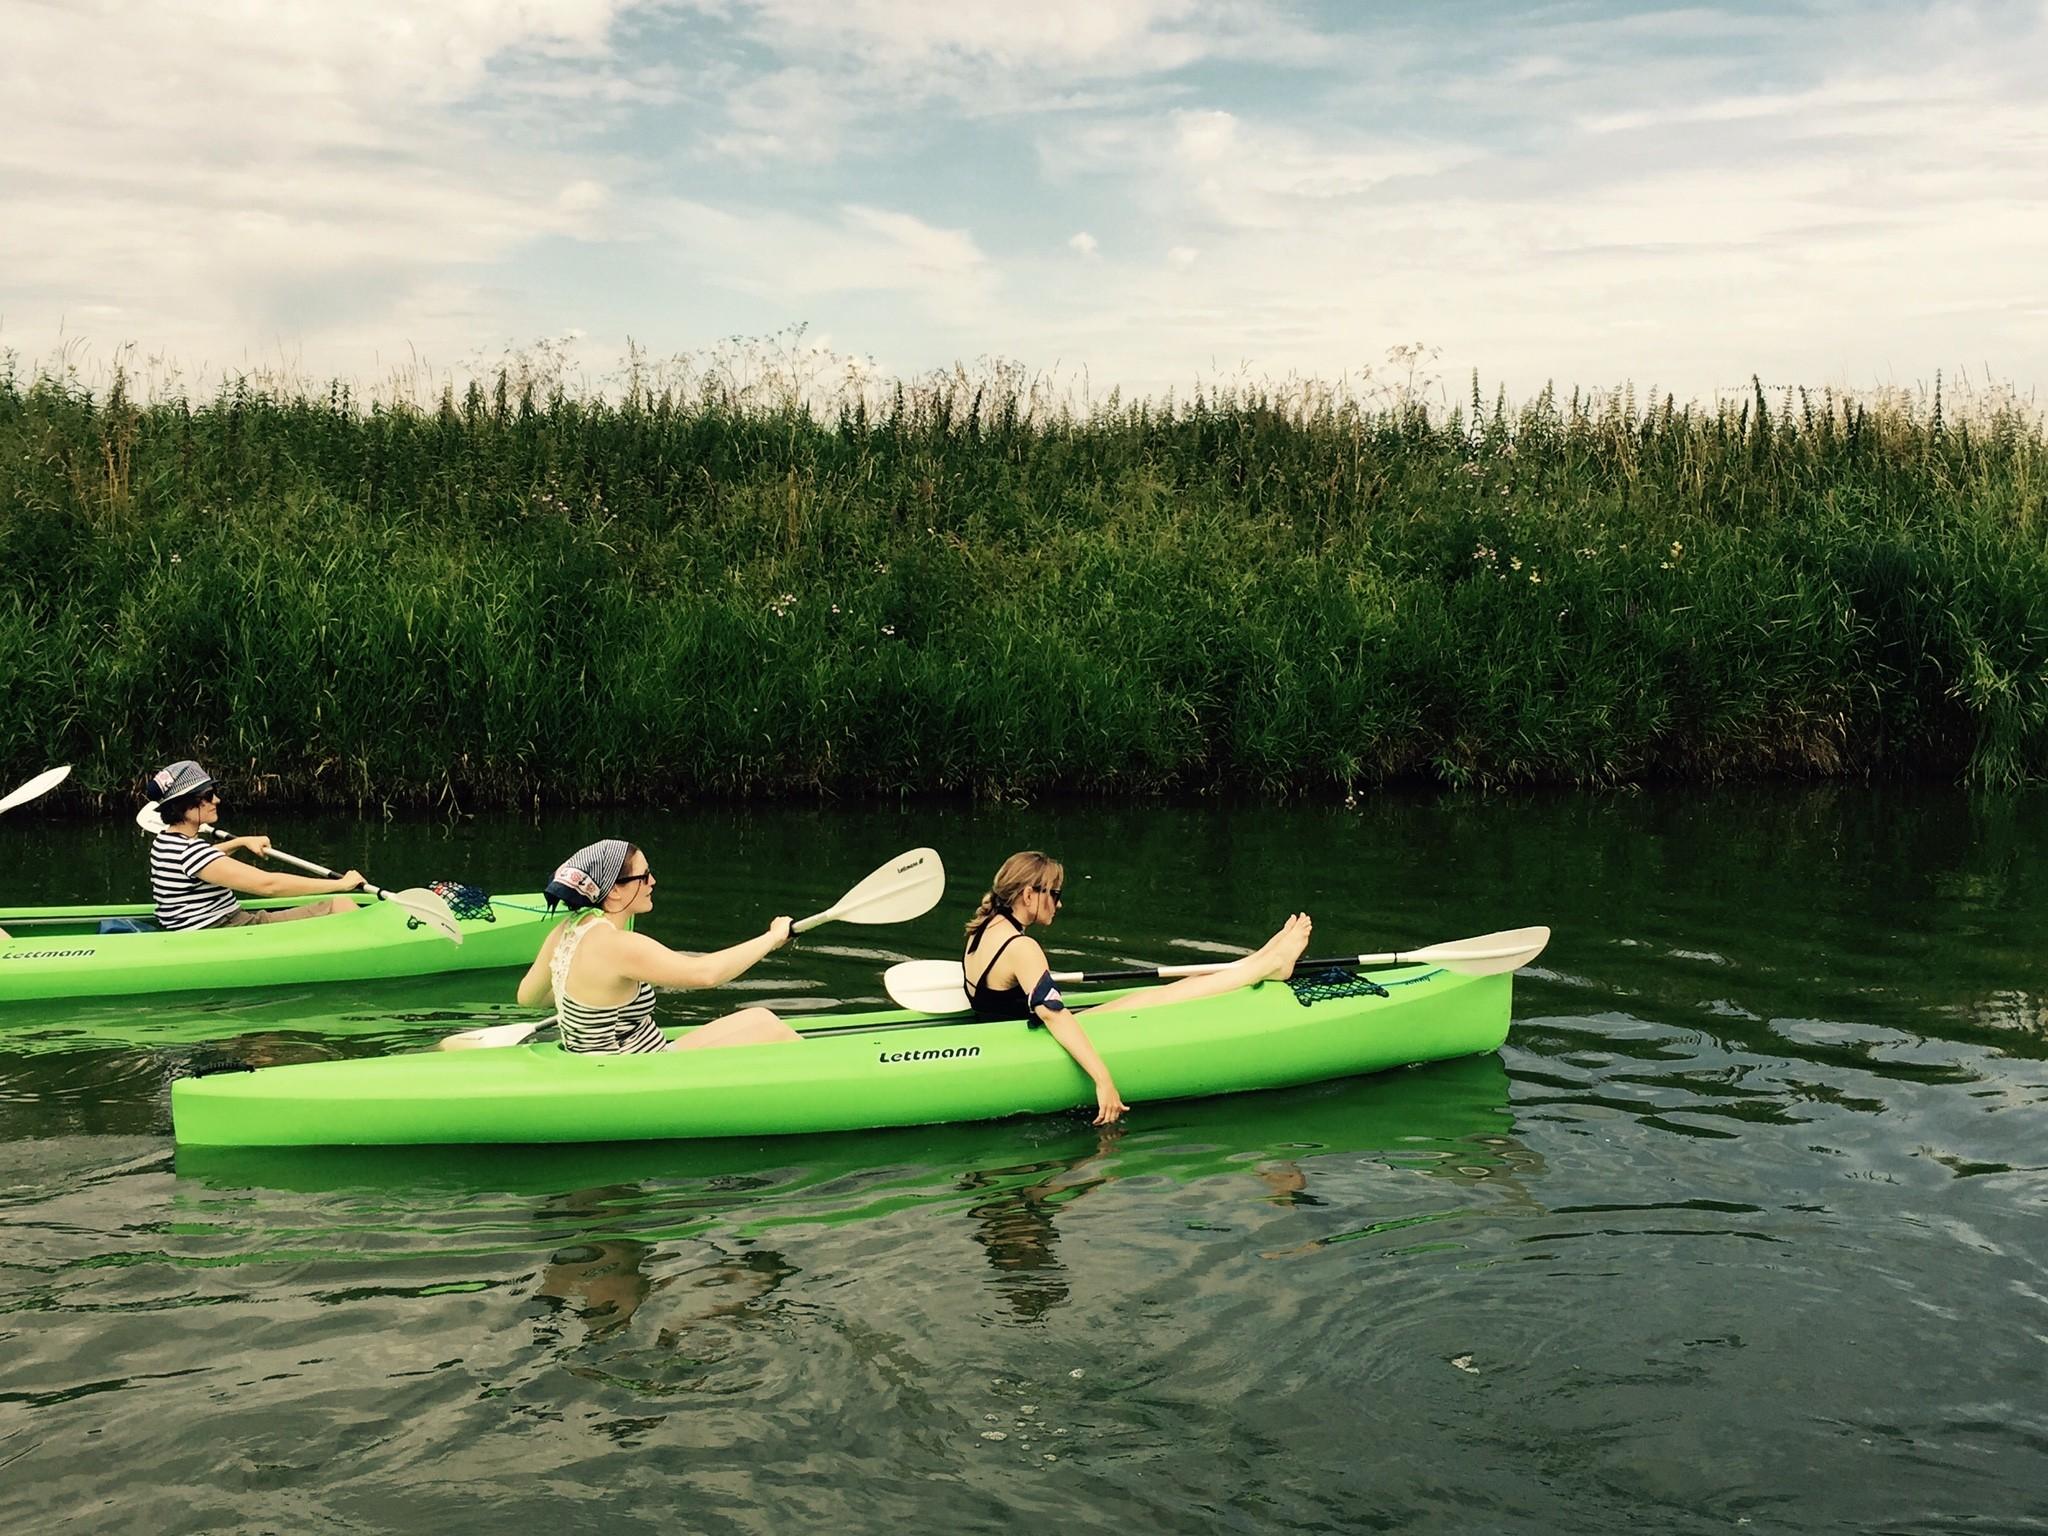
[670,1005,802,1050]
[252,897,358,923]
[1079,913,1313,1018]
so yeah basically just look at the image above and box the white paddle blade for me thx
[793,847,945,933]
[388,886,464,946]
[0,766,71,815]
[439,1019,545,1051]
[135,801,167,834]
[1402,925,1550,975]
[883,959,972,1015]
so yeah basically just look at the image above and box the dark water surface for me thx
[2,792,2045,1533]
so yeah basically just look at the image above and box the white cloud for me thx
[0,0,642,377]
[648,199,997,323]
[4,0,2046,407]
[706,66,870,164]
[687,0,1334,161]
[973,5,2048,402]
[696,0,1322,74]
[1046,108,1470,240]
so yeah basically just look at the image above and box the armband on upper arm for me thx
[1028,970,1068,1020]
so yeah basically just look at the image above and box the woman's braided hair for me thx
[963,851,1065,940]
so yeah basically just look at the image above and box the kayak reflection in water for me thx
[962,851,1313,1126]
[146,760,365,931]
[517,838,802,1055]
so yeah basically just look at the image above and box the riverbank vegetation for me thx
[3,353,2044,805]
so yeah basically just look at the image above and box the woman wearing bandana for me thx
[962,851,1314,1125]
[516,838,800,1055]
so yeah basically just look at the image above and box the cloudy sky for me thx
[3,0,2045,406]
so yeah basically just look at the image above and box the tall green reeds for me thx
[2,357,2044,805]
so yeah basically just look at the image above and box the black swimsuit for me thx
[964,917,1036,1023]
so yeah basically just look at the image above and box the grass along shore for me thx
[2,360,2045,807]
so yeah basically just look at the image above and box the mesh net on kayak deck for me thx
[1286,966,1393,1006]
[187,1054,255,1078]
[428,882,496,922]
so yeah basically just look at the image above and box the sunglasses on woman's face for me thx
[198,791,220,804]
[614,869,654,888]
[1033,884,1063,906]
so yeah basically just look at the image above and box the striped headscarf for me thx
[545,838,632,912]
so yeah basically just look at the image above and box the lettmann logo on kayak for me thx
[2,949,97,960]
[879,1046,980,1063]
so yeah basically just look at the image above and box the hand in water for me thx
[1092,1079,1129,1126]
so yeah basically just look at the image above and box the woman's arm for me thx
[1001,936,1128,1126]
[607,918,793,991]
[197,854,363,900]
[1037,1011,1129,1126]
[516,924,566,1007]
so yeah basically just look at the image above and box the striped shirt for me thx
[551,916,667,1054]
[150,832,240,931]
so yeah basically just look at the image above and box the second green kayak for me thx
[172,960,1519,1147]
[0,892,556,1002]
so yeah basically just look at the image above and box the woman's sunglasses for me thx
[1033,883,1063,906]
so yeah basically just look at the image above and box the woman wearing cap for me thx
[962,851,1314,1126]
[515,838,803,1055]
[145,760,365,931]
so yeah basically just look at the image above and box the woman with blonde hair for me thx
[962,851,1312,1125]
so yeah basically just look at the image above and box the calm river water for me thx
[2,791,2044,1533]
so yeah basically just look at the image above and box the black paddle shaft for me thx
[1062,953,1380,985]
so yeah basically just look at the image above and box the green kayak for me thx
[0,892,555,1002]
[171,961,1518,1148]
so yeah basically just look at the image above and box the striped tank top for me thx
[551,915,666,1055]
[150,831,239,931]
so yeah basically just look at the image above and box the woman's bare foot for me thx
[1254,912,1314,980]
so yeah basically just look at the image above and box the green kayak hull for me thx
[0,894,555,1001]
[172,964,1516,1147]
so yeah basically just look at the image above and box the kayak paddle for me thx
[1,765,71,815]
[440,845,948,1050]
[134,801,462,944]
[882,925,1552,1016]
